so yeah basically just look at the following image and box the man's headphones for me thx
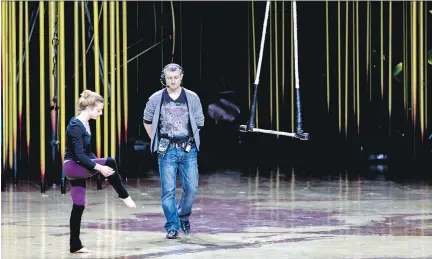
[160,63,184,87]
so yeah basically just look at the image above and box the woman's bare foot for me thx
[120,196,136,208]
[71,247,92,253]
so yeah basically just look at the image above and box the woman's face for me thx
[87,102,104,120]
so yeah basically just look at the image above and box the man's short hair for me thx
[163,63,183,74]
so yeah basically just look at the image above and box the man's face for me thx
[164,70,183,91]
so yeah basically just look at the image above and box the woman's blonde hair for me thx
[77,90,104,114]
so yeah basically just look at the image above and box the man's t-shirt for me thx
[158,89,192,142]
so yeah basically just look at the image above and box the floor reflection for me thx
[1,167,432,259]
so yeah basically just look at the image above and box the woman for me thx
[63,90,136,253]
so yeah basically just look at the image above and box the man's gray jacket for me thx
[143,87,205,153]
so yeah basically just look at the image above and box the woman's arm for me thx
[69,125,97,170]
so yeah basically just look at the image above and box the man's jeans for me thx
[158,145,199,232]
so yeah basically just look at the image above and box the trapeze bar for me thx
[239,125,309,140]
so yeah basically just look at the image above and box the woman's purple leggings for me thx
[63,157,129,253]
[63,157,129,205]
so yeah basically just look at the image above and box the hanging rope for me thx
[292,1,300,92]
[253,1,270,86]
[50,14,60,148]
[170,1,176,63]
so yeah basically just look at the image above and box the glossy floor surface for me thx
[2,169,432,259]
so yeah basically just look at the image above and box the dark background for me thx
[2,1,432,187]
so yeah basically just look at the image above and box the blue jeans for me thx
[158,145,199,232]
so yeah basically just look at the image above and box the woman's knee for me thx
[105,157,117,167]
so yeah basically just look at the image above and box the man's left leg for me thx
[177,146,199,234]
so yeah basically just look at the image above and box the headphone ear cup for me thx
[160,72,166,86]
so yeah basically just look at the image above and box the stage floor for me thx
[2,169,432,259]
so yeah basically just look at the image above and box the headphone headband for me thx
[163,63,183,73]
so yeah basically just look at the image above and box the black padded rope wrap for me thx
[295,87,302,134]
[247,83,259,131]
[295,87,309,140]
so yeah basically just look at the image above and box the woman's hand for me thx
[94,164,115,177]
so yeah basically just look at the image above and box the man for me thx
[143,63,204,239]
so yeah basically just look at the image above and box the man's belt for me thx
[169,142,187,148]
